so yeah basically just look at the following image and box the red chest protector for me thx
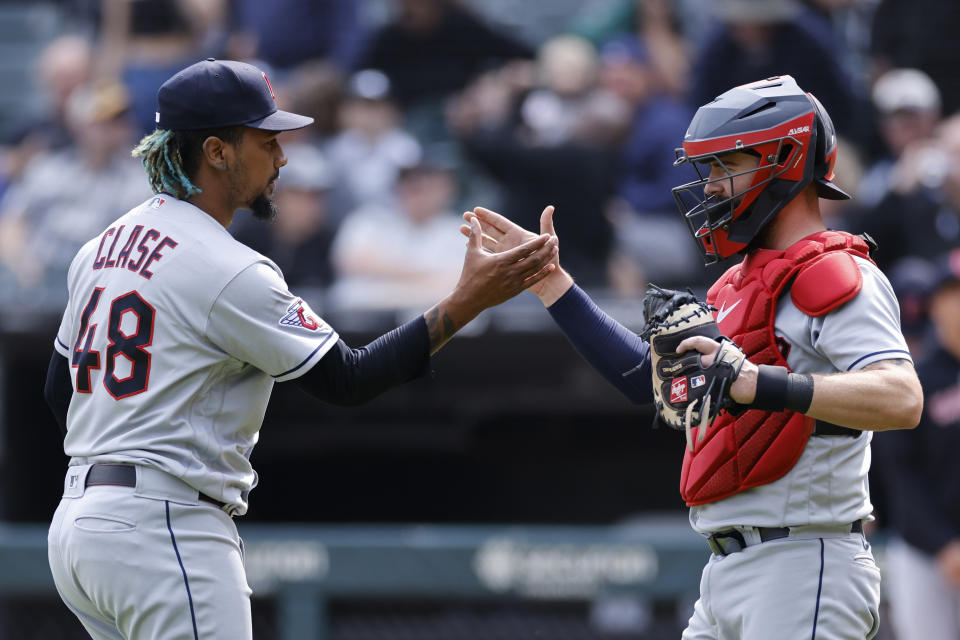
[680,230,873,506]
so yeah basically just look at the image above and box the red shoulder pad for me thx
[790,251,863,316]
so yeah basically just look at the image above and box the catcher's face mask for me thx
[672,75,850,265]
[672,139,798,263]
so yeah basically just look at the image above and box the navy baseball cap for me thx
[156,58,314,131]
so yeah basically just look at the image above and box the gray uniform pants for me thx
[682,528,881,640]
[48,464,252,639]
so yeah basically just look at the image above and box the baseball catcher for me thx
[464,74,924,640]
[639,285,746,450]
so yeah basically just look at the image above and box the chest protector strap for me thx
[680,231,873,506]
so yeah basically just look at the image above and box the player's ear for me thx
[201,135,231,171]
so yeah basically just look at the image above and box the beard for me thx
[250,192,277,221]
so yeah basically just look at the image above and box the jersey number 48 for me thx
[72,287,155,399]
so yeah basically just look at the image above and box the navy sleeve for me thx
[547,284,653,404]
[44,350,72,435]
[294,316,430,405]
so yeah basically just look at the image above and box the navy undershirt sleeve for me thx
[44,350,72,435]
[295,316,431,405]
[547,284,653,404]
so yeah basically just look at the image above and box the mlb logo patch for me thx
[280,299,324,331]
[670,377,688,404]
[149,196,165,209]
[690,375,706,389]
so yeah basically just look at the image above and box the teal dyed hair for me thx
[131,126,243,200]
[132,129,202,199]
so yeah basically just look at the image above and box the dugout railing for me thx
[0,519,710,640]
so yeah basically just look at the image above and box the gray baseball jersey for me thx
[53,195,338,516]
[690,257,911,533]
[682,256,909,640]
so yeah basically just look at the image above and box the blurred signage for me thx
[473,538,658,598]
[244,540,330,592]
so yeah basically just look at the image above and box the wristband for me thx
[751,365,814,413]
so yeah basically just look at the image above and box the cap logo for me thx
[262,72,277,103]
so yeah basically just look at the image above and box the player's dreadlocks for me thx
[132,126,243,200]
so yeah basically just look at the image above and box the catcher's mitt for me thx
[640,285,746,450]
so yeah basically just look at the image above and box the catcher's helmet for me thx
[672,75,849,264]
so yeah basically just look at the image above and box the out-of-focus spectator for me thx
[600,36,690,216]
[874,249,960,640]
[817,134,864,232]
[227,0,367,71]
[327,155,465,311]
[0,81,152,303]
[0,35,95,203]
[354,0,534,110]
[23,34,93,151]
[689,0,865,148]
[231,144,338,290]
[858,68,942,209]
[803,0,877,89]
[870,0,960,118]
[325,69,422,221]
[271,60,345,146]
[886,256,937,360]
[597,35,698,292]
[571,0,690,98]
[448,37,629,287]
[852,114,960,272]
[517,35,602,147]
[97,0,227,136]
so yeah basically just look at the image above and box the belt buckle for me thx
[707,530,746,556]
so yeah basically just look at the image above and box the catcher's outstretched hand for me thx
[455,214,557,309]
[460,205,570,303]
[460,205,555,254]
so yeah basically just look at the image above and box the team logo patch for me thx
[690,375,706,389]
[670,377,688,404]
[280,299,324,331]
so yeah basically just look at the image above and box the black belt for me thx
[85,463,226,509]
[707,520,863,556]
[813,420,859,437]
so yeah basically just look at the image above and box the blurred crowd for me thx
[1,0,960,327]
[0,0,957,313]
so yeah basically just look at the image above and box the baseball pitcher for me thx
[43,59,558,640]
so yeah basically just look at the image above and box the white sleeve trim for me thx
[272,330,339,381]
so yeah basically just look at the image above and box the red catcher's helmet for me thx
[672,75,850,264]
